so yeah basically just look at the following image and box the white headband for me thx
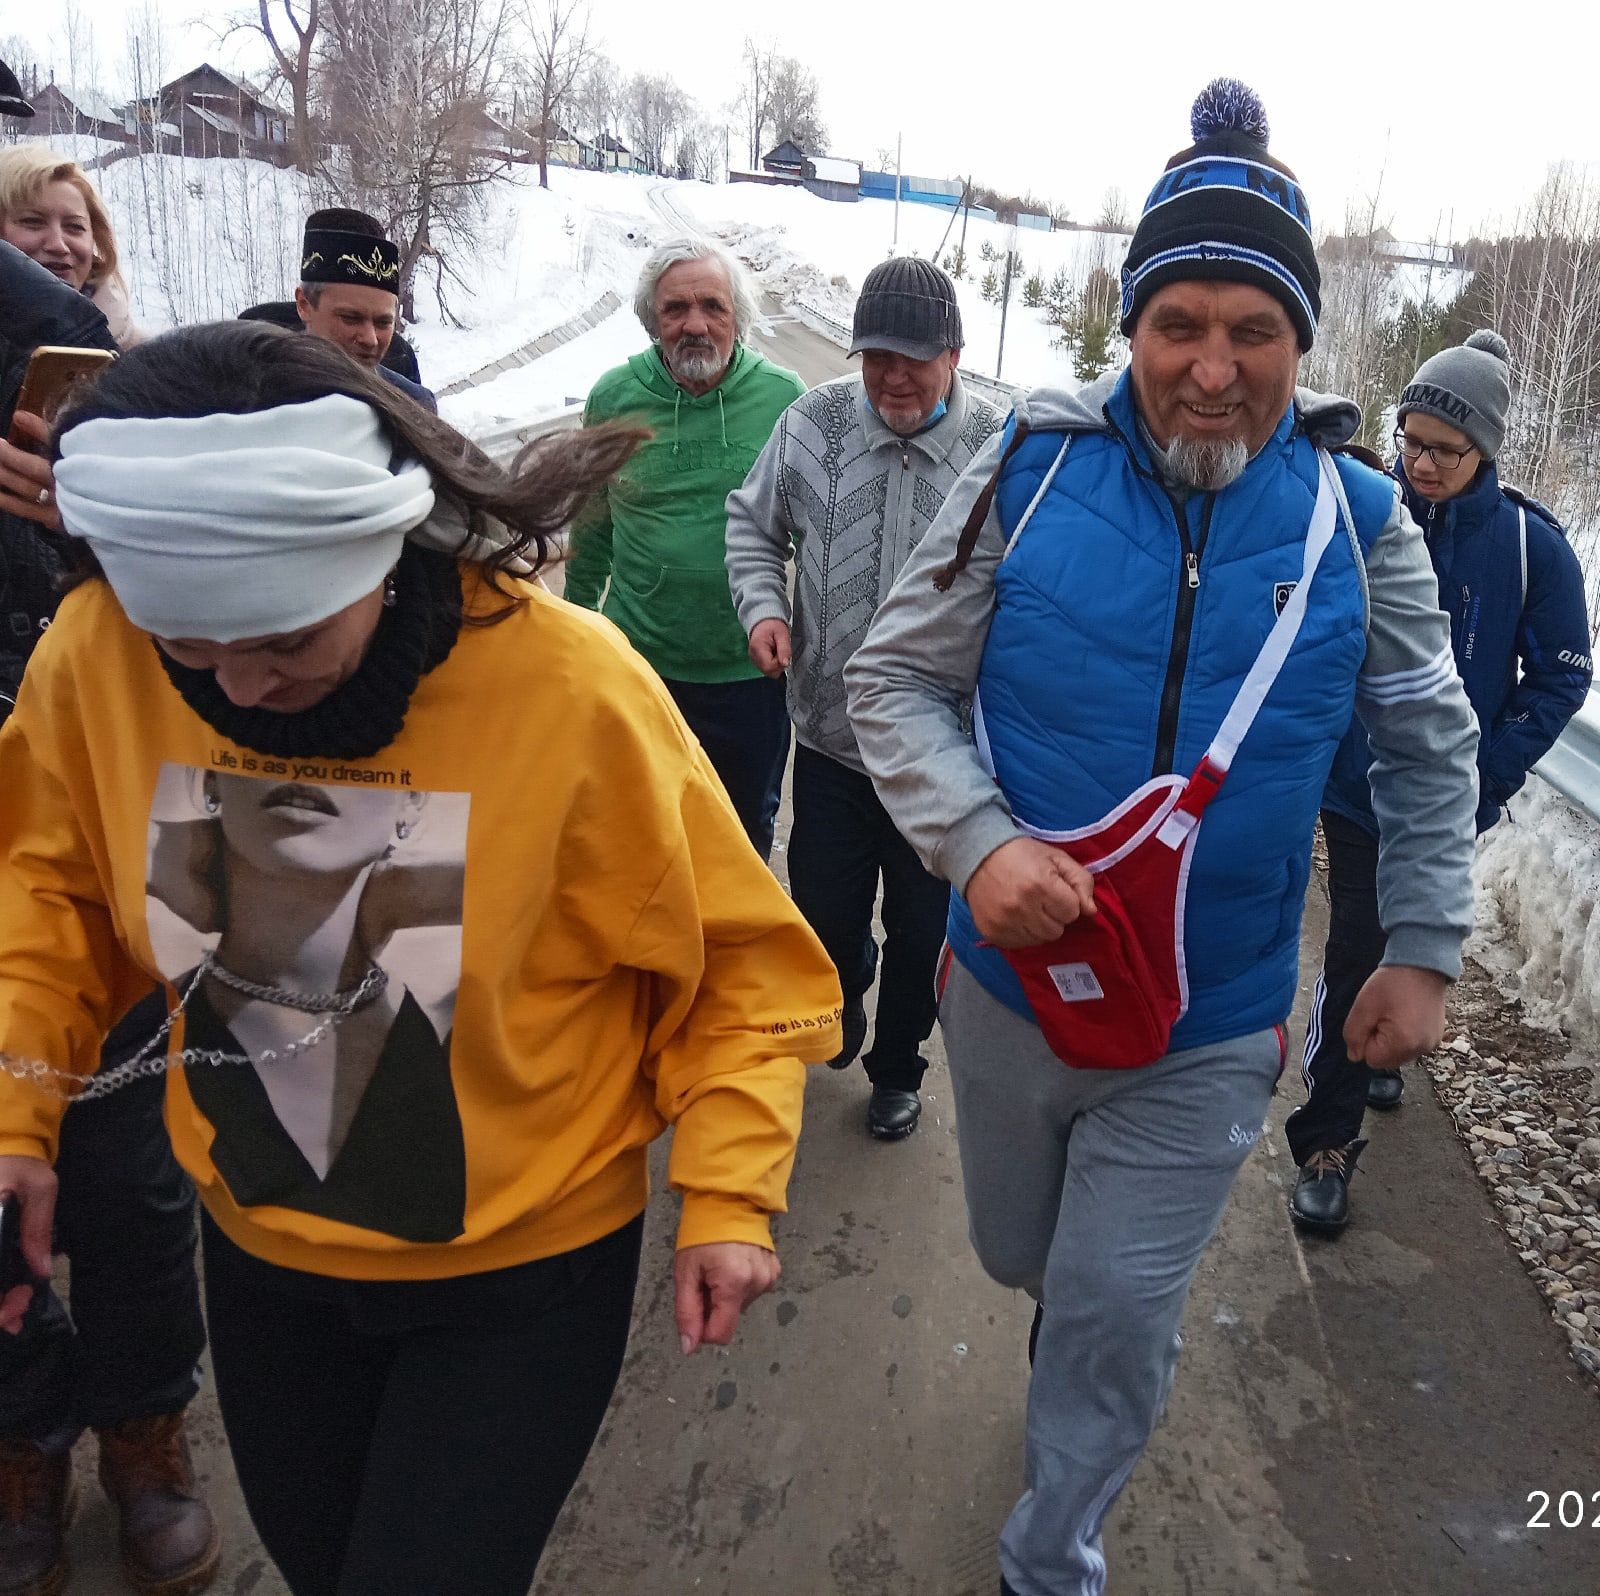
[54,393,437,643]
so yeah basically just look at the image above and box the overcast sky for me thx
[10,0,1598,239]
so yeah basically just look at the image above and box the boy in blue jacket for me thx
[1289,330,1593,1233]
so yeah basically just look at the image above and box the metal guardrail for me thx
[791,297,1019,405]
[1534,689,1600,823]
[438,291,622,398]
[464,401,583,462]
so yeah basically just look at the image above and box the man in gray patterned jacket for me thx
[726,258,1004,1140]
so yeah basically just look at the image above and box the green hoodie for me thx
[566,342,805,682]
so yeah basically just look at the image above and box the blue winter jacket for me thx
[946,370,1396,1050]
[1323,460,1592,837]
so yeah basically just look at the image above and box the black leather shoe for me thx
[1366,1069,1404,1110]
[1289,1139,1368,1234]
[866,1086,920,1140]
[828,995,868,1070]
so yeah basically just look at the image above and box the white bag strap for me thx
[1204,451,1342,776]
[1518,504,1528,608]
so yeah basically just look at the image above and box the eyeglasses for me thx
[1393,428,1472,472]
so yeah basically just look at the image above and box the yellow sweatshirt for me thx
[0,571,843,1279]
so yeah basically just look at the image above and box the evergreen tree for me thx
[978,238,998,263]
[943,245,968,280]
[1022,272,1046,309]
[1074,313,1115,381]
[980,267,1000,304]
[1045,265,1073,320]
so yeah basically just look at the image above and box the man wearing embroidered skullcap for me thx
[845,79,1479,1595]
[1288,330,1591,1235]
[240,208,435,410]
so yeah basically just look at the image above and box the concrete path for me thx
[52,827,1598,1596]
[527,862,1600,1596]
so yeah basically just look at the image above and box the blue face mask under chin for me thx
[870,396,947,433]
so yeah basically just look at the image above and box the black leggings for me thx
[201,1210,643,1596]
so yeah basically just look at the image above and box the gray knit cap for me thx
[849,257,963,360]
[1398,330,1512,461]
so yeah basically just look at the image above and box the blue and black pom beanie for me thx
[1120,79,1320,351]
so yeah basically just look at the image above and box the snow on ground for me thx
[1472,780,1600,1055]
[437,305,641,434]
[666,179,1131,388]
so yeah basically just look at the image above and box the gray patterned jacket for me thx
[725,371,1004,772]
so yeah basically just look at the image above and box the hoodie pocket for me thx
[624,565,746,659]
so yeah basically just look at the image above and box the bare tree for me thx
[733,37,772,168]
[1095,186,1130,232]
[322,0,513,321]
[1302,186,1398,449]
[672,118,723,184]
[225,0,320,172]
[1474,165,1600,627]
[621,71,688,176]
[520,0,590,188]
[569,51,619,145]
[764,55,824,152]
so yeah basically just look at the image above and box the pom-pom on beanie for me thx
[1120,78,1321,350]
[1398,330,1512,461]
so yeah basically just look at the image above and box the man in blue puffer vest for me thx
[1287,331,1592,1233]
[846,80,1480,1596]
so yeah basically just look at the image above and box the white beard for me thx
[1165,435,1249,491]
[665,341,728,386]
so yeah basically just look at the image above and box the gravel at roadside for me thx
[1426,957,1600,1392]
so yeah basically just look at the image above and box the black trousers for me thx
[201,1210,643,1596]
[665,675,790,862]
[788,743,951,1091]
[0,992,204,1448]
[1284,811,1388,1166]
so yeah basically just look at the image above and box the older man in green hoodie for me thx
[567,238,804,859]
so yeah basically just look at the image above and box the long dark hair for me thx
[53,321,645,614]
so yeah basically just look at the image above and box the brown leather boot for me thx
[0,1441,74,1596]
[95,1412,220,1596]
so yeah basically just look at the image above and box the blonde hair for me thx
[0,145,121,288]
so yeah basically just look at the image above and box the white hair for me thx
[634,238,758,342]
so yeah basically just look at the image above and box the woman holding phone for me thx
[0,237,221,1595]
[0,321,842,1596]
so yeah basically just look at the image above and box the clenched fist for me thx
[966,836,1097,948]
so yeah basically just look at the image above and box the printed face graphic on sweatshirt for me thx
[144,762,470,1242]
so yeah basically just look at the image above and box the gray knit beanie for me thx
[1398,330,1512,461]
[849,257,963,361]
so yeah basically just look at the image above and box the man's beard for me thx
[1164,435,1249,492]
[664,337,728,386]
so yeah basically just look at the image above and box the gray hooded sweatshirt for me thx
[725,371,1004,772]
[843,370,1480,980]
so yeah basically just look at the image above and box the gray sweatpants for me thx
[940,961,1283,1596]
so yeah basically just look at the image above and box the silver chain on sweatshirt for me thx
[0,957,388,1103]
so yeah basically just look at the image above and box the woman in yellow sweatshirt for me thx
[0,322,842,1596]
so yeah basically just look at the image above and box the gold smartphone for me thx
[8,345,116,444]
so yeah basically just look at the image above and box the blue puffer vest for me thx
[948,372,1395,1051]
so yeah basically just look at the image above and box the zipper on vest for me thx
[1153,491,1215,776]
